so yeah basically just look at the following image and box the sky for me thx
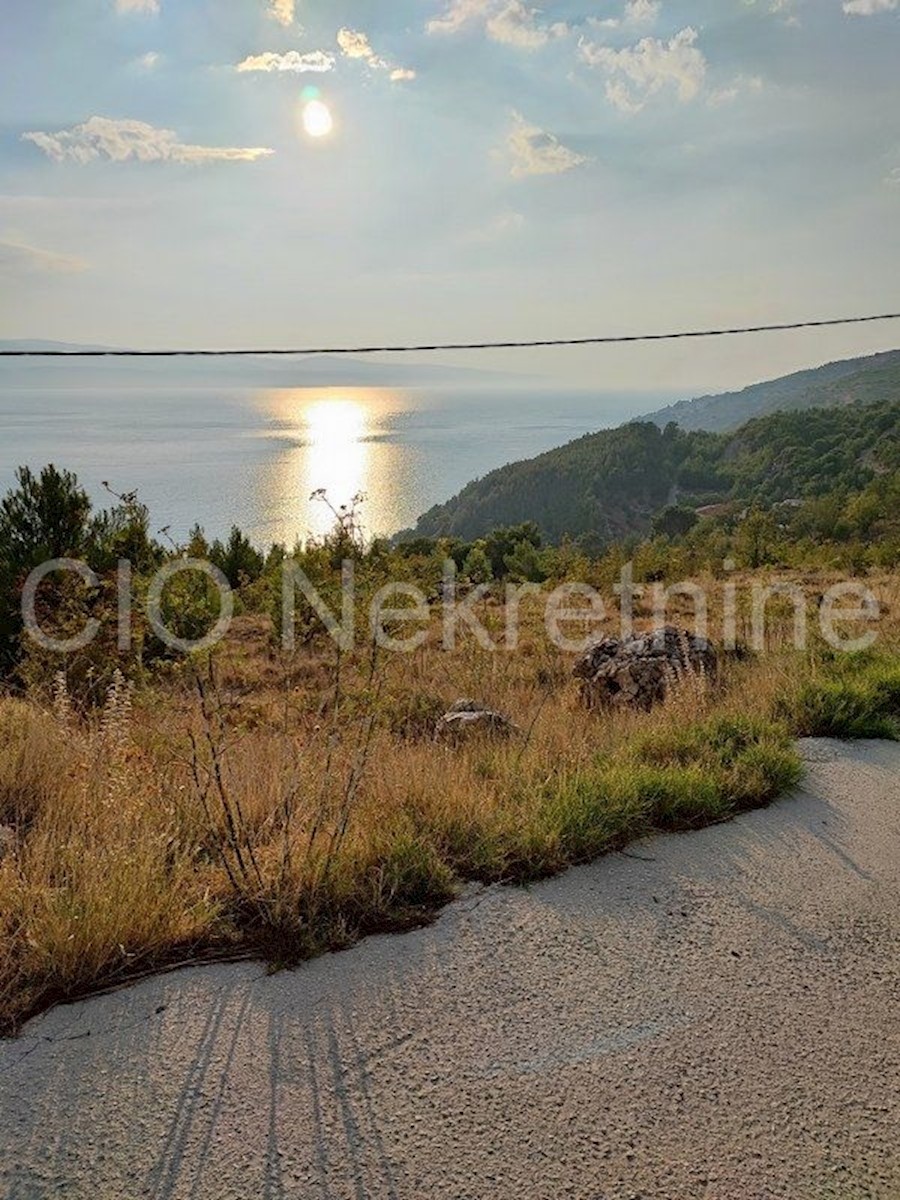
[1,0,899,391]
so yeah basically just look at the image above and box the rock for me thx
[574,626,718,712]
[435,700,519,742]
[0,825,16,863]
[444,699,485,715]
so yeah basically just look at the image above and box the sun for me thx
[302,99,334,140]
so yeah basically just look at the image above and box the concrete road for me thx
[2,739,899,1200]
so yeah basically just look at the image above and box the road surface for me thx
[2,739,899,1199]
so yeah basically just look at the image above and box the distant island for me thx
[0,340,532,390]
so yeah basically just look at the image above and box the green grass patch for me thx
[468,714,804,884]
[782,652,900,740]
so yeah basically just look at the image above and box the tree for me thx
[0,466,93,673]
[396,537,440,559]
[483,523,542,578]
[461,542,493,584]
[210,526,265,589]
[652,505,699,540]
[0,465,91,566]
[503,539,547,583]
[186,525,210,558]
[734,508,780,569]
[90,485,161,574]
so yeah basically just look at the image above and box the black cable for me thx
[2,311,899,357]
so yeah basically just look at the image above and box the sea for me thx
[0,384,680,546]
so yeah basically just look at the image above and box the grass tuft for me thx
[784,653,900,740]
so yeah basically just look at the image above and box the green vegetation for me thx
[488,715,803,883]
[786,652,900,741]
[0,467,161,678]
[403,399,900,561]
[643,348,900,433]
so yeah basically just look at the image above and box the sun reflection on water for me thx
[304,396,369,524]
[257,388,407,546]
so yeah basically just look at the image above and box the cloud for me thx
[336,28,415,79]
[887,166,900,185]
[590,0,661,31]
[486,1,568,47]
[115,0,159,12]
[843,0,897,12]
[428,0,567,45]
[773,0,801,25]
[236,50,334,73]
[708,74,764,105]
[579,27,707,113]
[465,210,527,243]
[22,117,274,165]
[336,27,386,65]
[134,51,160,70]
[0,239,88,275]
[267,0,296,26]
[506,111,586,177]
[741,0,801,26]
[624,0,661,23]
[427,0,491,34]
[491,2,568,46]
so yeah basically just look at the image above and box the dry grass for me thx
[1,569,897,1034]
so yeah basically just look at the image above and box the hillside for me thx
[405,399,900,545]
[642,348,900,433]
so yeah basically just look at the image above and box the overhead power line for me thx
[2,310,899,357]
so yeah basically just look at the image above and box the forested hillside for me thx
[405,400,900,547]
[643,348,900,433]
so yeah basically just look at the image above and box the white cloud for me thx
[741,0,801,26]
[22,117,274,165]
[336,27,386,65]
[427,0,491,34]
[486,1,568,48]
[887,166,900,185]
[843,0,897,13]
[0,239,88,275]
[134,51,160,70]
[591,0,661,30]
[115,0,159,12]
[428,0,567,45]
[708,74,764,105]
[579,27,707,112]
[336,28,415,79]
[237,50,334,73]
[267,0,296,26]
[624,0,661,23]
[506,111,586,177]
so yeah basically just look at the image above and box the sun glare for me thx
[302,99,334,140]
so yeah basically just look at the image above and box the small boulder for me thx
[435,699,519,742]
[574,626,718,712]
